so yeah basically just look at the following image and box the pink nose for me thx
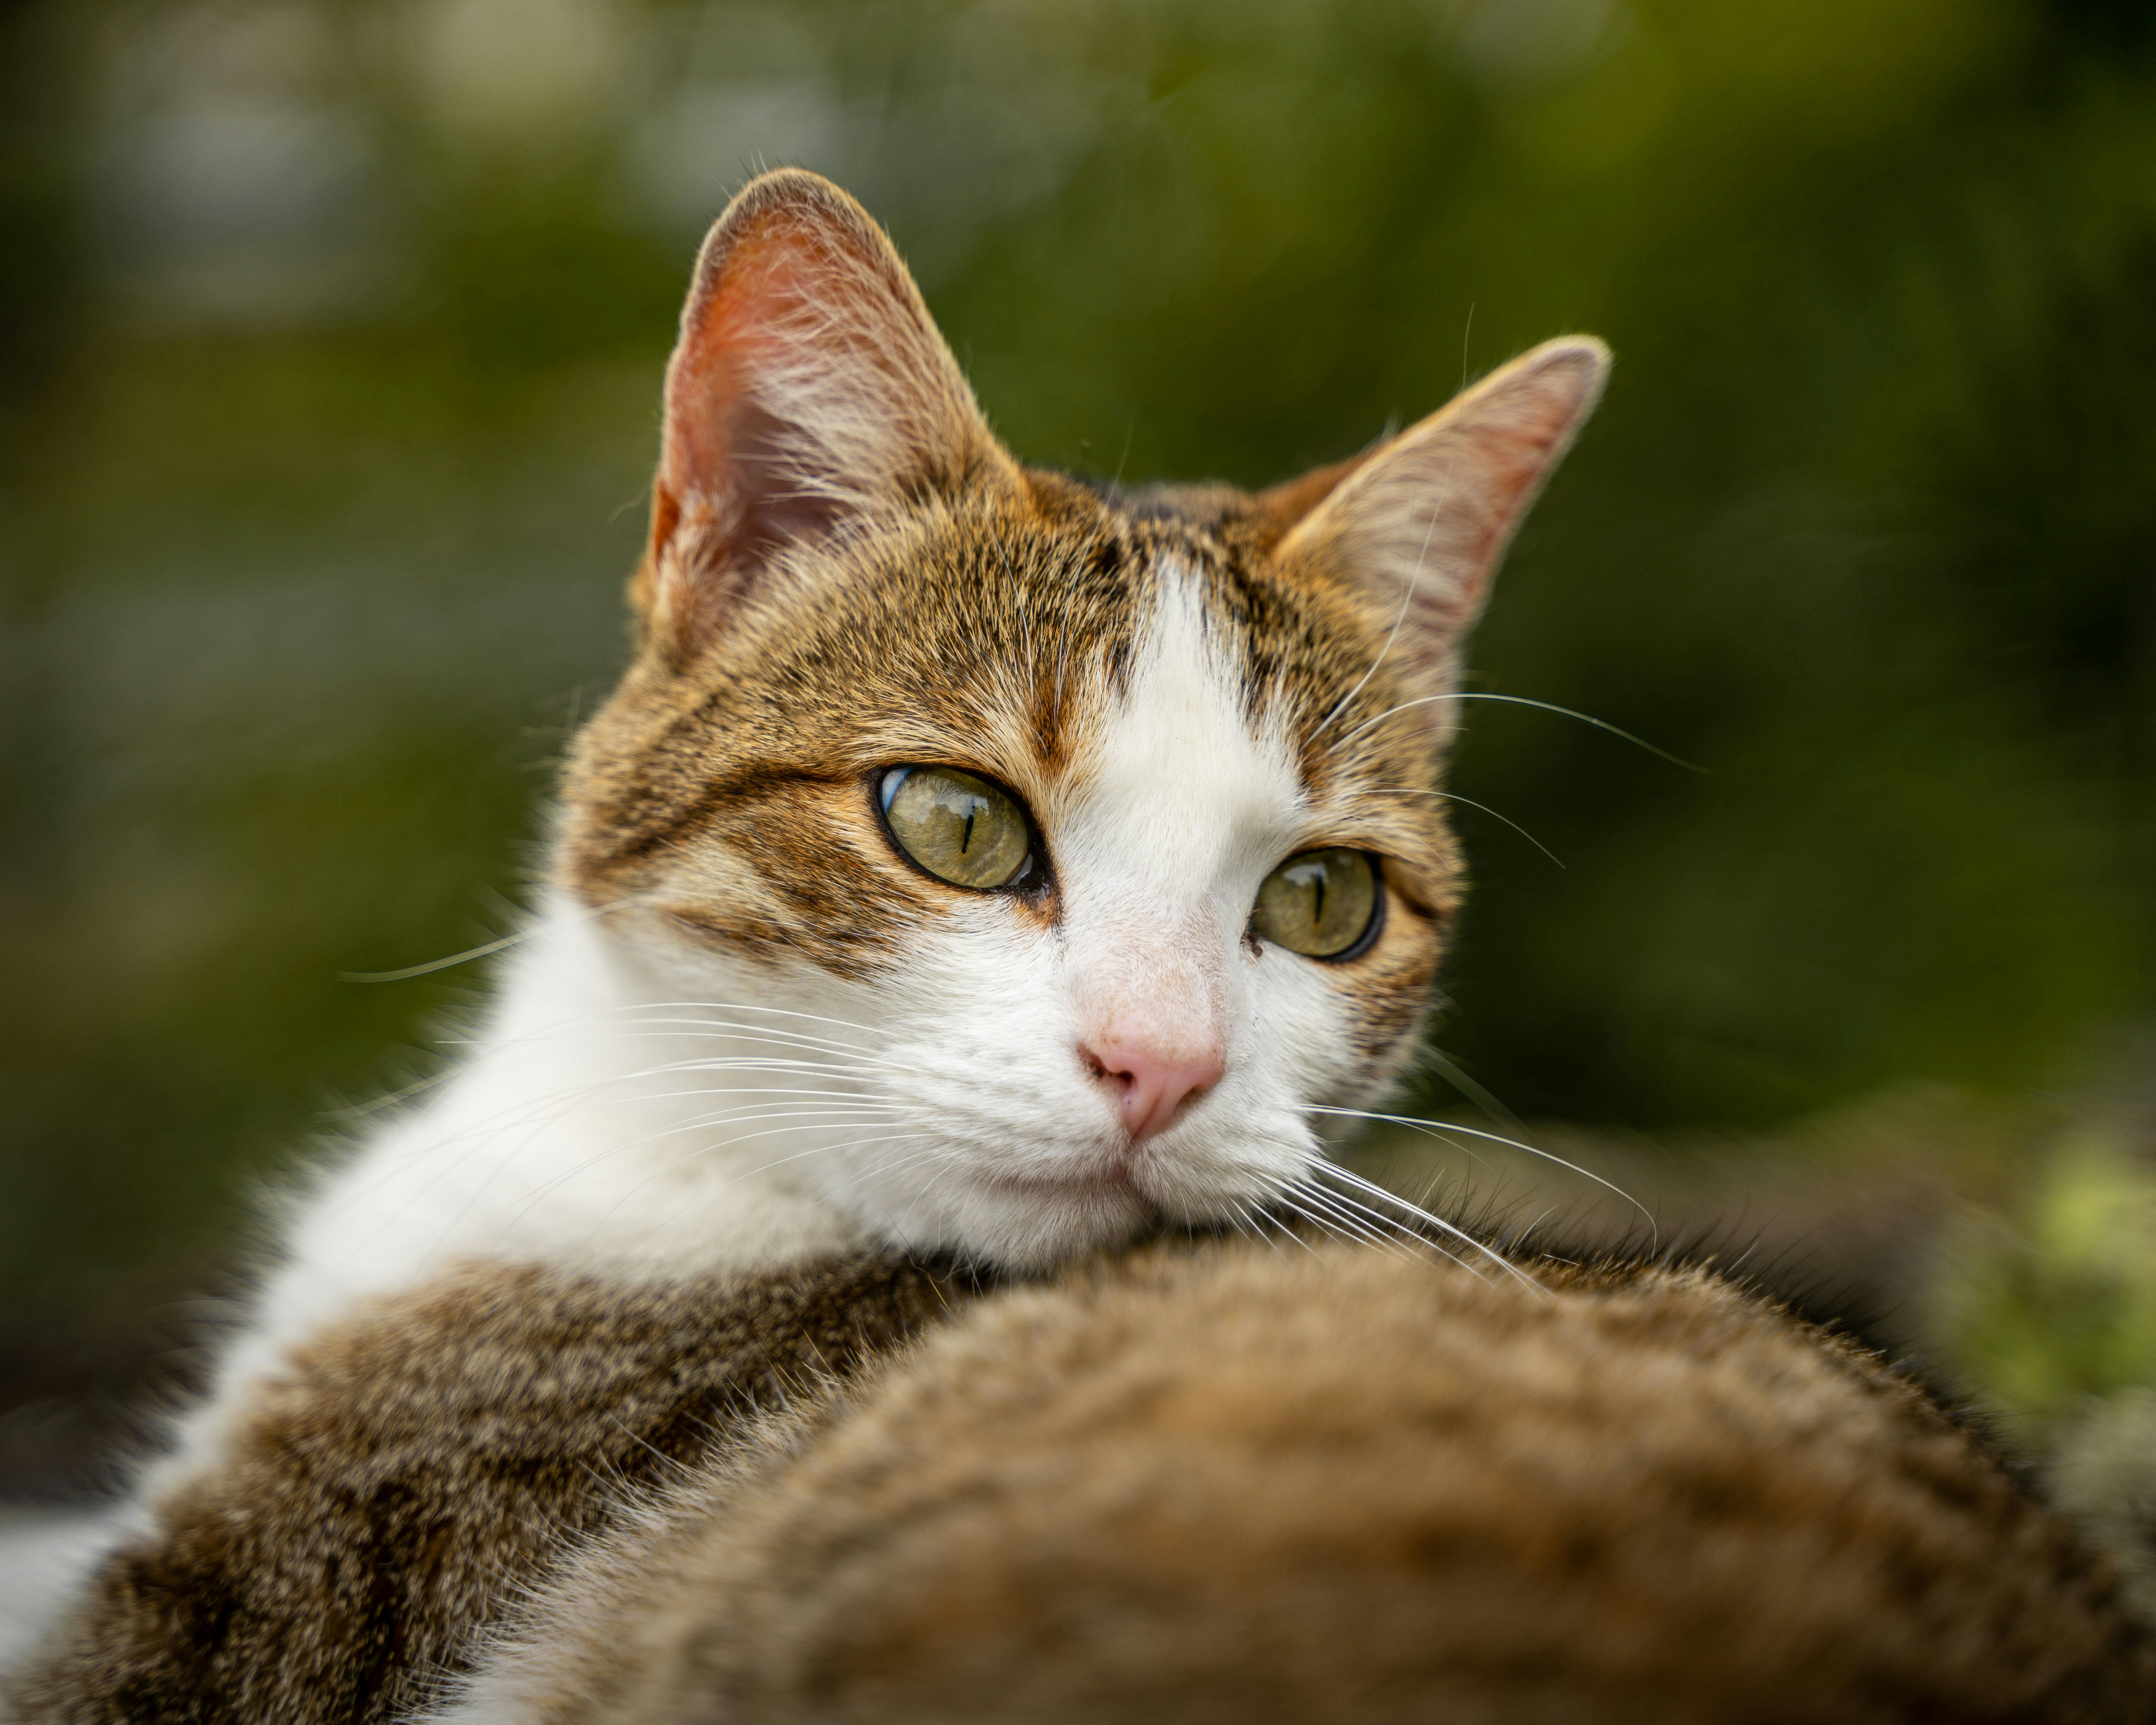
[1081,1035,1226,1142]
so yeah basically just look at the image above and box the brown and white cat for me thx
[179,167,1594,1335]
[10,168,2147,1725]
[1,165,1605,1703]
[232,185,1606,1432]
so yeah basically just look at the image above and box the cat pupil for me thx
[879,765,1032,891]
[1250,849,1379,960]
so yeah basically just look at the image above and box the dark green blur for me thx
[3,0,2154,1484]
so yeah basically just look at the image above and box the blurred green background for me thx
[3,0,2154,1495]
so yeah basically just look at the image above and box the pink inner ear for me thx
[648,227,863,644]
[1438,416,1574,615]
[1426,357,1610,597]
[1274,339,1607,690]
[636,171,1016,662]
[1480,375,1599,521]
[639,175,1015,671]
[658,231,811,547]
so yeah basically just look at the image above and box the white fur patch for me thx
[405,570,1404,1722]
[0,1508,133,1672]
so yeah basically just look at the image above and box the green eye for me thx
[1251,849,1382,959]
[879,766,1036,891]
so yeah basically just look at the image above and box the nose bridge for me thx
[1069,892,1228,1056]
[1069,892,1232,1143]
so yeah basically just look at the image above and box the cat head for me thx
[557,169,1606,1270]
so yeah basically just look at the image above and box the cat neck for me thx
[266,892,874,1348]
[137,893,875,1508]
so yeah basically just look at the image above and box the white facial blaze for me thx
[1056,571,1297,1073]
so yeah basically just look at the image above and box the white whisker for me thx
[349,1073,897,1239]
[582,1129,936,1244]
[491,1107,908,1235]
[1284,1184,1420,1261]
[1417,1048,1526,1135]
[1310,1106,1653,1241]
[1331,690,1701,769]
[1351,787,1564,868]
[1307,1161,1545,1292]
[338,893,636,983]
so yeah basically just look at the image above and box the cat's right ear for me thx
[637,169,1017,664]
[1274,337,1610,711]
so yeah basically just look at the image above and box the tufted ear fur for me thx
[638,169,1019,662]
[1276,336,1609,700]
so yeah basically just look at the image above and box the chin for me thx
[858,1164,1158,1272]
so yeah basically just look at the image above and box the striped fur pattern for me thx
[14,1233,2152,1724]
[3,1255,989,1723]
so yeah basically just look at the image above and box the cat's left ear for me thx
[639,169,1018,662]
[1275,336,1609,701]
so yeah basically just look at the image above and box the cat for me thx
[12,167,2147,1725]
[1,164,1610,1714]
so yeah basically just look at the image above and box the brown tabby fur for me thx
[452,1239,2156,1725]
[15,1235,2152,1724]
[2,1255,988,1724]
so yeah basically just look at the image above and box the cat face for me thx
[556,171,1605,1269]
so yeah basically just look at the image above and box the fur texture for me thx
[431,1237,2156,1725]
[3,1255,984,1723]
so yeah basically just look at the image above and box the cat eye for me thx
[878,766,1038,891]
[1251,849,1382,960]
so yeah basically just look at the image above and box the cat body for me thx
[427,1237,2156,1725]
[6,1251,984,1722]
[16,1229,2154,1724]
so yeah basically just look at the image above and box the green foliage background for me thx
[2,0,2154,1484]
